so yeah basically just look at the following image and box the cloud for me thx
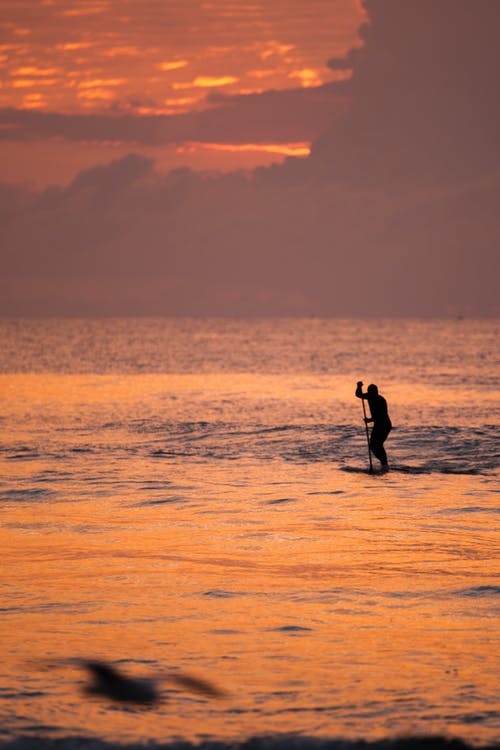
[1,0,499,317]
[311,0,500,185]
[67,152,154,193]
[0,0,363,120]
[1,153,498,316]
[0,82,348,146]
[190,76,239,88]
[157,60,189,72]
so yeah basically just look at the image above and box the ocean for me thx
[0,318,498,749]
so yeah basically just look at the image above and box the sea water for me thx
[0,318,498,747]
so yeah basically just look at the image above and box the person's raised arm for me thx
[355,380,367,399]
[356,381,372,423]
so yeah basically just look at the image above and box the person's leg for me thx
[370,425,390,467]
[370,436,387,465]
[377,443,388,466]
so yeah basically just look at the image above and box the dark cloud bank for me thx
[0,736,496,750]
[1,0,499,317]
[0,85,348,146]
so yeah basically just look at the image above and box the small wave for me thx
[253,425,302,434]
[121,423,500,471]
[0,690,45,699]
[0,602,91,615]
[209,628,241,634]
[134,496,186,507]
[458,711,500,725]
[136,420,214,435]
[138,484,173,490]
[269,625,313,633]
[6,451,40,461]
[0,488,53,503]
[455,585,500,598]
[308,490,345,495]
[266,497,296,505]
[203,589,243,599]
[438,506,498,515]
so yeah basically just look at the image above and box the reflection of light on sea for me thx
[0,319,498,746]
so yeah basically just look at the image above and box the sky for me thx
[0,0,364,182]
[1,0,499,317]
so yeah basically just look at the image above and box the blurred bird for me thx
[82,660,159,705]
[77,658,225,706]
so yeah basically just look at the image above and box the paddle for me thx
[358,381,374,474]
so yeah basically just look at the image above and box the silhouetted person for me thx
[356,381,392,469]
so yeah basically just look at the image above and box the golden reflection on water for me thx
[0,373,498,744]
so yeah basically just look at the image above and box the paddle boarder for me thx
[355,381,392,470]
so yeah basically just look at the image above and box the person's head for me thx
[367,384,378,396]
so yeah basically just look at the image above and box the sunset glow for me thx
[177,141,311,157]
[0,0,364,178]
[0,3,363,112]
[0,1,498,318]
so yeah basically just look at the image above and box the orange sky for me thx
[2,1,498,317]
[0,0,364,183]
